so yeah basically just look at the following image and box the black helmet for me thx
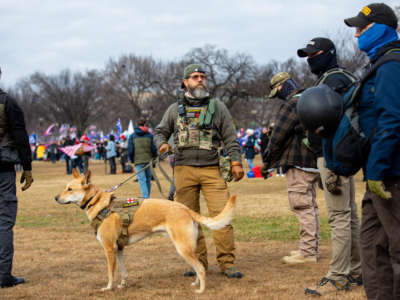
[296,84,343,137]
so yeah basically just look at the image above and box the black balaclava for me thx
[277,78,299,100]
[307,48,338,76]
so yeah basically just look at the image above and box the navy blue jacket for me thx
[128,126,157,164]
[359,41,400,180]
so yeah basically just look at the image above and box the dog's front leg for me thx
[116,249,128,288]
[101,246,117,291]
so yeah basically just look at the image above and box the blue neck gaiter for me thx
[358,23,399,59]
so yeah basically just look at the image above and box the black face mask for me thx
[276,79,299,100]
[307,49,337,76]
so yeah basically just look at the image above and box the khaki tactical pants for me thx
[318,157,361,285]
[174,165,235,272]
[286,167,319,257]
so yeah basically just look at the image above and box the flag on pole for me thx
[127,120,134,135]
[44,124,56,136]
[116,118,122,136]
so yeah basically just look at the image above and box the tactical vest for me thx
[91,197,143,248]
[176,99,215,150]
[0,94,16,148]
[133,136,153,164]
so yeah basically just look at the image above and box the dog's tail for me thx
[188,195,236,230]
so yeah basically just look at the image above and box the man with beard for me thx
[154,64,244,278]
[344,3,400,299]
[261,72,319,264]
[297,38,362,296]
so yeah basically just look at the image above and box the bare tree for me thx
[21,69,103,136]
[103,55,161,121]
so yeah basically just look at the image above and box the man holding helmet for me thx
[297,38,362,296]
[262,72,320,264]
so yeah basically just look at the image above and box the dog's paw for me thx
[195,288,204,294]
[101,287,112,292]
[117,282,128,289]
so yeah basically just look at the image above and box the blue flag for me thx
[116,118,122,136]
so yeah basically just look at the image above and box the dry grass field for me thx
[1,157,367,299]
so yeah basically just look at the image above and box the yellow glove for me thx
[231,162,244,181]
[20,170,34,191]
[368,180,392,200]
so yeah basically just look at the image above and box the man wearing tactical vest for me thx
[0,67,33,288]
[261,72,320,264]
[128,119,157,198]
[297,38,362,296]
[154,64,244,278]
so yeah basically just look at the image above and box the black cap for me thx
[297,37,336,58]
[344,3,398,29]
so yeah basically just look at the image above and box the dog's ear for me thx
[84,170,91,185]
[72,168,80,179]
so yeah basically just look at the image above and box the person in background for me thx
[243,128,257,172]
[105,135,117,174]
[128,119,157,198]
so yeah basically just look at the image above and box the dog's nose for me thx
[55,196,59,202]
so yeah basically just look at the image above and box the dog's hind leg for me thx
[116,249,128,288]
[167,223,206,293]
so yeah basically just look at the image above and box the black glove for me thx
[260,165,271,180]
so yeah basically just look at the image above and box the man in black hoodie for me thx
[0,68,33,288]
[297,38,362,296]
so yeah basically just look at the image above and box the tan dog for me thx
[55,169,236,294]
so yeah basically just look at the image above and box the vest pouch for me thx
[0,146,20,164]
[219,153,233,182]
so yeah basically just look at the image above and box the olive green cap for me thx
[181,64,206,88]
[269,72,291,98]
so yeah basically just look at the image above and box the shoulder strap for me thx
[361,48,400,84]
[316,68,358,86]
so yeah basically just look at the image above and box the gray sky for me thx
[1,0,398,88]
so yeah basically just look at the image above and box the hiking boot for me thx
[0,276,25,288]
[289,250,300,257]
[282,253,317,264]
[347,274,363,286]
[305,277,349,296]
[222,267,243,279]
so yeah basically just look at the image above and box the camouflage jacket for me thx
[154,97,241,167]
[263,90,317,170]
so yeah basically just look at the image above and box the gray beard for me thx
[189,86,209,99]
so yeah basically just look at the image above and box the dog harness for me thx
[91,197,143,248]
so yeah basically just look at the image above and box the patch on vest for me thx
[124,197,140,208]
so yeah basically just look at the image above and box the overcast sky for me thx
[1,0,398,88]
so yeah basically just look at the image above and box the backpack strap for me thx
[315,68,358,86]
[361,48,400,84]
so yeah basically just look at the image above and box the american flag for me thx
[43,124,56,136]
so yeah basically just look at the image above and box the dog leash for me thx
[106,151,172,198]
